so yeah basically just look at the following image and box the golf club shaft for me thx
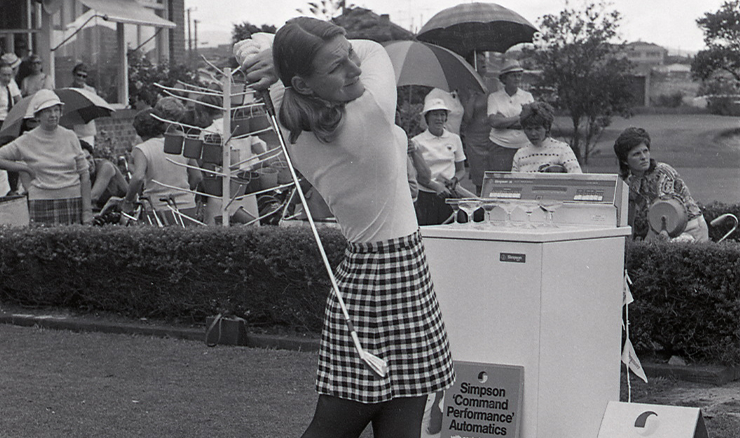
[259,90,368,357]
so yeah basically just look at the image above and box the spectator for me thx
[512,102,582,173]
[0,89,92,225]
[421,88,464,136]
[412,97,466,225]
[486,59,534,171]
[461,51,495,195]
[79,140,129,211]
[0,63,21,127]
[122,108,202,225]
[20,54,53,97]
[613,127,709,242]
[69,63,97,146]
[1,52,22,84]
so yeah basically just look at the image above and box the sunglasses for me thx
[76,72,88,78]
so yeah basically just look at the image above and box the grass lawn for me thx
[551,113,740,205]
[1,324,739,438]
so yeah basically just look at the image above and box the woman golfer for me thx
[240,17,454,438]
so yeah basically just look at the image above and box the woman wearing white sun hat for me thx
[0,89,92,225]
[412,95,466,225]
[486,59,534,171]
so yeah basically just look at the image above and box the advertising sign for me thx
[441,361,524,438]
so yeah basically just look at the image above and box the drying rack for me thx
[151,61,295,226]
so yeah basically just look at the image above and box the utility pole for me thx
[187,8,193,55]
[194,19,199,59]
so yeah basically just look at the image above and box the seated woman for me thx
[79,141,128,211]
[512,102,582,173]
[122,108,202,225]
[613,127,709,242]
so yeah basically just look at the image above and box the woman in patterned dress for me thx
[613,127,709,242]
[240,17,454,438]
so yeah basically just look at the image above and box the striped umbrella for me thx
[417,2,538,56]
[383,40,487,94]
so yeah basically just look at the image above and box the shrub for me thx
[1,217,740,364]
[626,239,740,364]
[0,226,345,333]
[653,91,684,108]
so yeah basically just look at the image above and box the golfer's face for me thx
[627,143,651,174]
[302,35,364,104]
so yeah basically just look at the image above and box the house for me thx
[1,0,185,107]
[622,41,667,73]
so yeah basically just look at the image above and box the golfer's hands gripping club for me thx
[234,34,277,91]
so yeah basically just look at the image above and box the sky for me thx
[184,0,724,54]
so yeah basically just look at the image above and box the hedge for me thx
[0,225,345,333]
[626,239,740,365]
[0,220,739,364]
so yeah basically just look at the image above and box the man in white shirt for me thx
[70,63,97,146]
[0,63,21,127]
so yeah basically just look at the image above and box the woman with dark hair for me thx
[613,127,708,242]
[512,101,581,173]
[79,140,128,211]
[239,17,454,438]
[121,106,202,224]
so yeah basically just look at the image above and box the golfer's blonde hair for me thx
[273,17,346,144]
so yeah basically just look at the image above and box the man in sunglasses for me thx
[70,63,97,146]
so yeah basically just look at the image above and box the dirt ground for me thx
[625,374,740,436]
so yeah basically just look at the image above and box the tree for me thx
[333,7,414,43]
[127,49,201,108]
[297,0,355,21]
[692,1,740,83]
[232,22,277,43]
[527,2,634,163]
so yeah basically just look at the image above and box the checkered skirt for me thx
[316,230,455,404]
[28,198,82,225]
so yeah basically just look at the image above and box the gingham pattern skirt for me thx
[28,198,82,226]
[316,230,455,403]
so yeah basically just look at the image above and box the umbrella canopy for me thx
[416,2,538,56]
[384,40,487,94]
[0,88,114,141]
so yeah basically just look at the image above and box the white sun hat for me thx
[421,97,450,116]
[26,89,65,118]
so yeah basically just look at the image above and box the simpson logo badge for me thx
[500,253,525,263]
